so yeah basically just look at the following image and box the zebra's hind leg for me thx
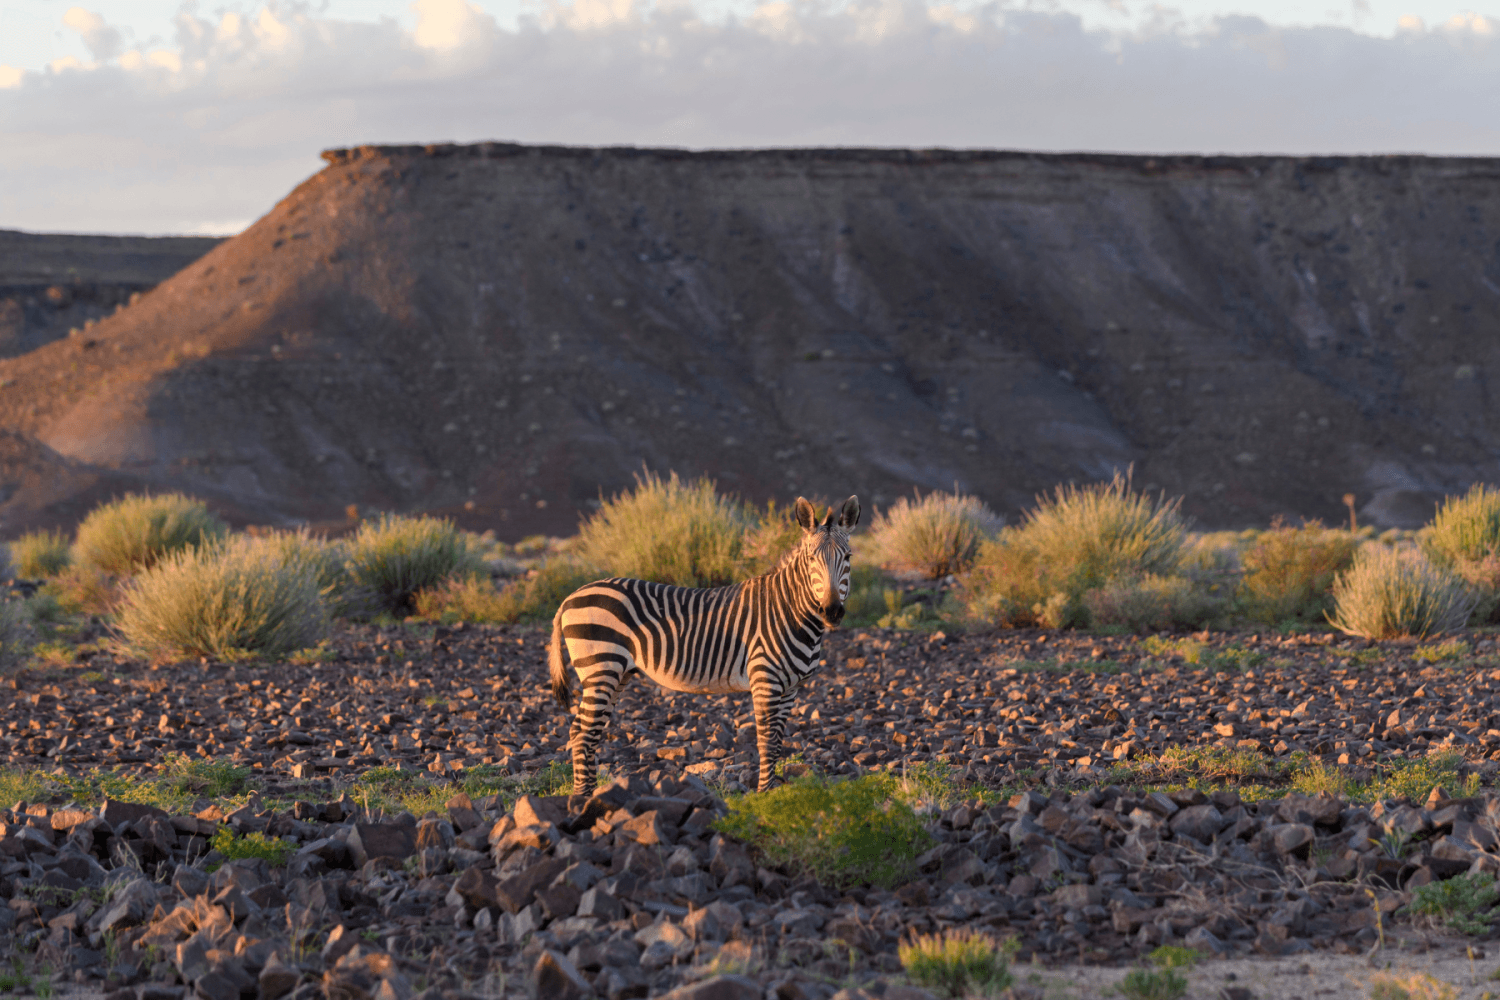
[568,666,626,795]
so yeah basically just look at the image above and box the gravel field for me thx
[5,622,1500,999]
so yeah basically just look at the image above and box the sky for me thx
[1,0,1498,235]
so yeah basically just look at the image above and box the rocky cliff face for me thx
[1,144,1497,538]
[0,229,222,359]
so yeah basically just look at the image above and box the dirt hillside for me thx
[1,144,1498,538]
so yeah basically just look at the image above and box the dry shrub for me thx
[0,601,31,674]
[114,535,329,660]
[959,472,1187,628]
[864,490,1001,579]
[1238,518,1358,625]
[41,565,122,617]
[1328,546,1476,640]
[74,492,228,575]
[255,528,366,617]
[415,559,596,624]
[10,530,71,579]
[346,514,485,615]
[739,500,810,578]
[577,469,753,587]
[1423,483,1500,623]
[1084,574,1223,632]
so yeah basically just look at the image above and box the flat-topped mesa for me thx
[3,141,1499,536]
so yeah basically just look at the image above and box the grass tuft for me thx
[1328,546,1476,640]
[114,535,329,660]
[1414,639,1470,664]
[715,772,932,888]
[10,530,71,579]
[1116,967,1188,1000]
[1367,971,1458,1000]
[74,492,228,575]
[865,490,1001,579]
[898,930,1015,998]
[576,469,753,588]
[345,514,485,616]
[1238,518,1358,625]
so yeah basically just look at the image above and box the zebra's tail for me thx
[549,605,571,711]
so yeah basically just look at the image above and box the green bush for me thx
[1327,546,1476,640]
[864,490,1001,579]
[1083,573,1221,632]
[114,535,329,660]
[255,528,365,617]
[415,558,596,624]
[715,772,932,888]
[1237,519,1358,624]
[1403,872,1500,935]
[960,472,1186,628]
[1423,484,1500,622]
[9,530,71,580]
[345,514,484,615]
[74,493,228,576]
[577,470,753,588]
[899,930,1015,997]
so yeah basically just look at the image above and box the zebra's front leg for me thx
[752,690,795,793]
[568,669,624,796]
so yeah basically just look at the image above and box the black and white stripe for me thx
[549,495,860,793]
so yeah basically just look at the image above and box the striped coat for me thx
[549,495,860,792]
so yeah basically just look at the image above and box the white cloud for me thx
[0,66,22,89]
[1,0,1498,234]
[62,7,125,62]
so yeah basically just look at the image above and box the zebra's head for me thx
[793,495,861,627]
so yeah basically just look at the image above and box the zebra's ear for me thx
[838,495,862,530]
[794,496,818,531]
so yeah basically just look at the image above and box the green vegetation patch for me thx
[351,761,577,817]
[210,828,295,869]
[716,772,932,889]
[1403,872,1500,935]
[898,930,1016,998]
[1116,967,1188,1000]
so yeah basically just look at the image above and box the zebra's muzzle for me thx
[822,602,845,626]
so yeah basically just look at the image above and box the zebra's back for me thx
[558,577,758,693]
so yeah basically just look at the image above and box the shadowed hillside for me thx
[1,144,1498,538]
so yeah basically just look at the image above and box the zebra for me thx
[548,494,861,794]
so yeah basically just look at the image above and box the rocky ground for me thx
[5,624,1500,999]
